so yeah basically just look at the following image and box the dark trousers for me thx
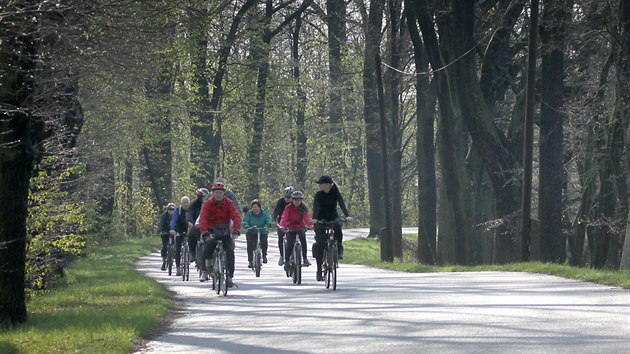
[160,233,170,258]
[246,231,268,263]
[284,230,308,264]
[203,233,235,278]
[277,228,285,257]
[188,226,200,256]
[313,223,343,270]
[174,233,183,269]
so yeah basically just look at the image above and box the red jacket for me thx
[199,196,242,234]
[279,203,313,230]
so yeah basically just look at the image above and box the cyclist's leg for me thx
[284,232,296,264]
[334,224,344,258]
[188,227,199,256]
[299,231,308,259]
[175,234,183,269]
[260,232,269,260]
[313,225,326,273]
[160,233,169,269]
[277,228,285,257]
[203,237,217,271]
[223,234,235,279]
[246,231,256,264]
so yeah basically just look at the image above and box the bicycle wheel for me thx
[167,245,174,276]
[214,254,222,295]
[331,246,338,290]
[220,252,228,296]
[254,250,262,277]
[324,247,331,289]
[181,245,189,281]
[293,243,302,284]
[196,241,204,275]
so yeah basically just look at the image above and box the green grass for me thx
[0,237,170,354]
[344,237,630,289]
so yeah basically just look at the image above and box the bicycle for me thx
[209,238,229,296]
[166,234,176,276]
[283,228,305,285]
[196,231,205,276]
[179,233,190,281]
[318,219,344,290]
[248,226,264,277]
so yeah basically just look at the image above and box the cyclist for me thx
[169,196,190,276]
[312,175,352,281]
[158,203,176,271]
[187,188,209,261]
[212,177,242,216]
[278,190,313,272]
[198,182,242,287]
[242,199,273,268]
[272,186,294,265]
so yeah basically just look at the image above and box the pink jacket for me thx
[279,203,313,230]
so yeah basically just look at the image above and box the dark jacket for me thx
[312,185,350,221]
[170,206,188,233]
[272,197,289,223]
[187,197,204,225]
[225,189,242,216]
[159,211,171,234]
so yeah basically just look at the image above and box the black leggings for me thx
[246,231,268,263]
[284,230,308,264]
[203,233,235,278]
[313,223,343,269]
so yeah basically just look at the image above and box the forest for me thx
[1,0,630,327]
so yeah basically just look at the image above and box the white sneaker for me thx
[278,257,284,266]
[200,271,209,282]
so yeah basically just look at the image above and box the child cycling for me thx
[278,190,313,272]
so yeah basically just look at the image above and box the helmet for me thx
[195,188,209,197]
[290,190,304,199]
[166,203,176,210]
[283,186,295,198]
[211,182,225,191]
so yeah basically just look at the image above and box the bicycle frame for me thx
[210,239,228,296]
[318,219,344,290]
[180,233,190,281]
[249,227,264,277]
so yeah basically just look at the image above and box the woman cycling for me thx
[312,175,352,281]
[243,199,273,268]
[278,190,313,272]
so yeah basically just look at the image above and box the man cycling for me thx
[187,188,209,260]
[169,196,190,276]
[272,186,294,265]
[198,182,242,287]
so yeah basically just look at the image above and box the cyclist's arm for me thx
[303,211,314,228]
[278,207,290,228]
[312,193,321,220]
[198,202,211,234]
[169,207,180,232]
[264,210,273,227]
[337,192,350,218]
[272,199,283,222]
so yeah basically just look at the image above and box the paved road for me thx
[135,229,630,354]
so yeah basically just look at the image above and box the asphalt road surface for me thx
[134,229,630,354]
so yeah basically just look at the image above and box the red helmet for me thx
[211,182,225,191]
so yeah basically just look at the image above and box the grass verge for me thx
[344,237,630,289]
[0,237,170,354]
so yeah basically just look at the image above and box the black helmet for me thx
[283,186,295,198]
[291,190,305,199]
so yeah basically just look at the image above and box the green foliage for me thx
[26,156,91,293]
[0,236,170,353]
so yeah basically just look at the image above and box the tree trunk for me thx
[363,0,387,240]
[538,0,570,263]
[0,2,39,327]
[292,14,308,190]
[326,0,347,172]
[406,1,437,264]
[621,0,630,270]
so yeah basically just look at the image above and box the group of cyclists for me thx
[158,175,352,287]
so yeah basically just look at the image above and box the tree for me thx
[0,0,41,327]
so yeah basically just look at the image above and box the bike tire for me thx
[295,245,302,285]
[215,255,222,295]
[167,245,174,276]
[182,246,189,281]
[255,251,262,277]
[220,252,228,296]
[332,247,338,290]
[322,247,331,289]
[196,241,204,275]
